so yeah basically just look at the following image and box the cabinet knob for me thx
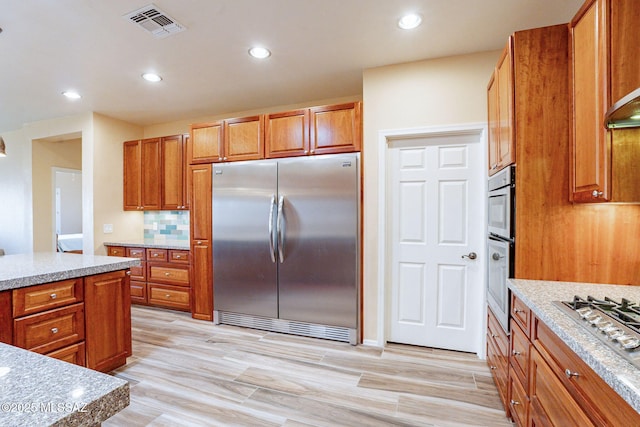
[592,190,603,198]
[165,272,171,276]
[165,294,171,298]
[310,150,315,154]
[223,157,228,161]
[126,271,132,276]
[50,293,57,299]
[51,327,59,334]
[196,241,202,245]
[565,369,580,379]
[304,150,309,154]
[513,308,524,314]
[510,399,520,406]
[491,333,498,338]
[512,350,521,356]
[490,365,497,370]
[218,157,223,161]
[153,253,159,257]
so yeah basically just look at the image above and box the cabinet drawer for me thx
[533,316,640,426]
[46,341,86,367]
[13,278,83,317]
[487,334,508,410]
[107,246,126,257]
[169,249,190,264]
[126,247,146,259]
[130,281,147,304]
[148,265,189,285]
[510,319,530,388]
[148,284,190,311]
[508,366,529,427]
[14,303,85,354]
[147,248,168,261]
[130,261,147,281]
[511,293,531,335]
[487,307,509,356]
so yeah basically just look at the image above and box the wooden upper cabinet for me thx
[487,42,515,175]
[570,0,610,202]
[141,138,161,209]
[123,140,142,211]
[161,134,188,210]
[265,109,310,158]
[609,0,640,104]
[310,102,362,155]
[224,115,264,161]
[189,122,224,164]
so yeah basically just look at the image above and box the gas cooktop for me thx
[554,295,640,369]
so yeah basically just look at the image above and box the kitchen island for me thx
[509,279,640,418]
[0,252,139,426]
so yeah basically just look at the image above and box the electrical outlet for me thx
[103,224,113,234]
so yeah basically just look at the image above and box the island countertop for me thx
[0,253,140,291]
[509,279,640,413]
[0,343,129,427]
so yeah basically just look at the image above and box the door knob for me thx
[492,253,504,261]
[461,252,477,260]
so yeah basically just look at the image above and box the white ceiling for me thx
[0,0,583,133]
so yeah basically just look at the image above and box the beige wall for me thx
[32,138,82,251]
[92,113,143,254]
[361,50,501,343]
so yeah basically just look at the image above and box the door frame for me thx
[376,123,487,355]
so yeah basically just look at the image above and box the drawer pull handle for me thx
[512,350,521,356]
[510,399,520,406]
[565,369,580,379]
[165,294,171,298]
[165,272,171,276]
[153,253,159,257]
[51,327,59,334]
[50,293,57,299]
[176,255,181,258]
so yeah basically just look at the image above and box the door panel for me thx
[277,154,359,328]
[389,137,482,352]
[212,161,278,317]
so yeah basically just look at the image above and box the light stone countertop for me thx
[509,279,640,413]
[0,343,128,427]
[0,253,140,291]
[103,239,190,250]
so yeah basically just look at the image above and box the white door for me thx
[387,135,483,352]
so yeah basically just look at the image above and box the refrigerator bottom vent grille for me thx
[217,311,354,343]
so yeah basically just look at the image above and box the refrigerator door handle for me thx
[277,195,285,263]
[268,194,277,263]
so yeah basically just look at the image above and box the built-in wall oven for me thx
[487,165,515,332]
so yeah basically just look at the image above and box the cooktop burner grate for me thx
[554,295,640,369]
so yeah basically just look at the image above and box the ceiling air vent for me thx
[123,4,185,39]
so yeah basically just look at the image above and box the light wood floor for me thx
[104,306,513,427]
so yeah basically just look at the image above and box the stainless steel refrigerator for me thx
[212,153,360,344]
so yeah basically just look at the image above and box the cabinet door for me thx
[123,140,142,210]
[609,0,640,104]
[0,291,12,344]
[570,0,610,202]
[141,137,162,209]
[265,109,309,158]
[487,72,500,173]
[309,102,361,155]
[529,348,595,427]
[224,115,264,161]
[189,164,213,321]
[84,270,131,373]
[161,134,187,210]
[496,42,514,171]
[189,123,224,164]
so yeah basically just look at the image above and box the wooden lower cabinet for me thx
[13,303,85,354]
[502,299,640,426]
[46,341,86,366]
[486,307,509,411]
[84,270,132,372]
[529,347,594,426]
[0,291,12,344]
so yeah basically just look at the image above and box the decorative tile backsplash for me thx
[143,211,190,241]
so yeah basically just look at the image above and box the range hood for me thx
[605,87,640,129]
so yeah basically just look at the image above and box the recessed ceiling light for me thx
[62,91,81,99]
[398,13,422,30]
[248,47,271,59]
[142,73,162,82]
